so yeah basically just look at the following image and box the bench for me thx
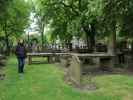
[27,53,70,65]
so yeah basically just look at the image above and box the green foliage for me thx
[0,0,31,37]
[34,0,103,44]
[0,0,31,54]
[6,0,30,37]
[102,0,133,36]
[0,0,10,24]
[34,0,133,44]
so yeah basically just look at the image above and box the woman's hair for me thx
[17,39,24,46]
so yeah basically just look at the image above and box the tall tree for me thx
[0,0,30,55]
[34,0,103,51]
[34,0,133,54]
[102,0,133,54]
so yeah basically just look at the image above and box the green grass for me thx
[0,57,133,100]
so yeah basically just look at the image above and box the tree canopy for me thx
[33,0,133,53]
[0,0,31,55]
[1,0,133,54]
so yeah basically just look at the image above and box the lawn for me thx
[0,57,133,100]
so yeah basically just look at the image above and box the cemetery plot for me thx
[28,52,115,87]
[66,53,115,86]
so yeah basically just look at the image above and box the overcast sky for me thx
[25,12,50,35]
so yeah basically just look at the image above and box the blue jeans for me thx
[17,58,25,73]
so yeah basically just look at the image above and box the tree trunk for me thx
[83,23,96,53]
[5,31,10,56]
[41,31,44,51]
[85,32,90,50]
[131,40,133,60]
[41,23,45,51]
[108,25,116,55]
[84,30,96,52]
[89,34,95,52]
[107,23,117,68]
[4,22,10,56]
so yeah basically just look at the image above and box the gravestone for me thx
[66,53,114,85]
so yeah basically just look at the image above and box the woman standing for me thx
[15,40,27,73]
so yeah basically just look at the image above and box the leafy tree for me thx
[102,0,133,54]
[33,0,133,54]
[34,0,103,51]
[0,0,31,55]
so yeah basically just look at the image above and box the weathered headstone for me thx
[67,53,115,85]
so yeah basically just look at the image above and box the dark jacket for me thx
[15,44,27,58]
